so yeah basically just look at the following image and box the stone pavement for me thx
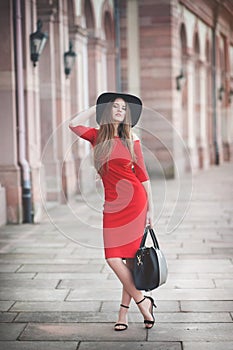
[0,162,233,350]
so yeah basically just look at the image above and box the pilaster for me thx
[37,5,60,202]
[186,55,199,172]
[0,0,22,223]
[198,58,210,169]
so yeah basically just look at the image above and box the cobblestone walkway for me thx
[0,162,233,349]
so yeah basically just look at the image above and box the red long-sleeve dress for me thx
[70,125,149,259]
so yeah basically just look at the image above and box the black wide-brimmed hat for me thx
[96,92,142,127]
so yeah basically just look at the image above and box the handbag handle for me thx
[140,226,160,249]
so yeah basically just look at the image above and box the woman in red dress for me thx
[69,92,156,331]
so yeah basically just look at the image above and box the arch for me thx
[102,0,114,41]
[103,10,113,41]
[205,39,211,63]
[180,22,187,56]
[101,0,115,91]
[67,0,76,30]
[83,0,96,30]
[194,32,200,55]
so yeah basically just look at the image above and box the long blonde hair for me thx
[94,100,136,174]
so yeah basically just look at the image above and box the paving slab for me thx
[58,279,119,289]
[13,311,232,323]
[178,254,233,259]
[78,341,182,350]
[67,287,123,301]
[164,259,233,273]
[183,341,233,350]
[154,312,232,323]
[152,288,233,300]
[11,247,75,254]
[17,263,103,273]
[0,312,17,322]
[197,273,233,279]
[158,278,215,289]
[0,273,36,279]
[0,264,21,272]
[0,301,15,311]
[0,258,91,264]
[0,323,26,340]
[0,279,59,289]
[19,323,147,341]
[101,300,180,312]
[147,322,233,341]
[34,272,109,280]
[10,301,101,312]
[14,311,111,323]
[180,300,233,312]
[0,288,69,301]
[0,341,78,350]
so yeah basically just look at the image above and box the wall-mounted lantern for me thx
[218,85,225,101]
[30,19,48,67]
[64,41,76,78]
[176,69,185,90]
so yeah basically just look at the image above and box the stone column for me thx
[52,3,77,203]
[96,39,108,95]
[186,55,199,172]
[70,28,96,195]
[198,58,209,169]
[222,37,232,161]
[23,0,43,222]
[216,56,224,164]
[0,0,21,223]
[127,0,140,95]
[37,5,60,202]
[87,36,98,105]
[106,44,117,91]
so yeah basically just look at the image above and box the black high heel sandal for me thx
[114,304,129,331]
[136,296,157,329]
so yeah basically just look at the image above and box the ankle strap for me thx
[120,304,129,309]
[136,297,146,305]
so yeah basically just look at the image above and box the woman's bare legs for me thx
[114,259,133,330]
[107,257,154,327]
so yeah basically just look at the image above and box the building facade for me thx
[0,0,232,225]
[119,0,233,176]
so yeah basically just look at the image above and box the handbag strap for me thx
[140,226,160,249]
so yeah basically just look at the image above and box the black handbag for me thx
[133,226,168,291]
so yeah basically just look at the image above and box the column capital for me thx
[86,36,107,49]
[69,25,88,37]
[37,4,57,23]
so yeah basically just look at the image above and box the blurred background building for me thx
[0,0,233,225]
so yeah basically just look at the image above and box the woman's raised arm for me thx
[69,105,96,127]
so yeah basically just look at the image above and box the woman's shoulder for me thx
[69,125,99,143]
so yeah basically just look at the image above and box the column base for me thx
[61,159,77,204]
[222,142,231,162]
[0,185,6,226]
[198,145,210,170]
[0,165,22,223]
[187,145,199,174]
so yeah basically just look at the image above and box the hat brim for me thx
[96,92,142,127]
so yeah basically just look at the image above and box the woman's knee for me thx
[106,257,122,268]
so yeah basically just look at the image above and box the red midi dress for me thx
[70,125,149,259]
